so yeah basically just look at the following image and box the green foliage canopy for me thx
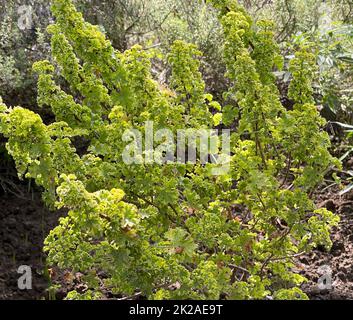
[0,0,340,300]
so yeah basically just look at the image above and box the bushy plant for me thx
[274,3,353,125]
[0,0,340,300]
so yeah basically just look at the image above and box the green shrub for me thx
[0,0,340,300]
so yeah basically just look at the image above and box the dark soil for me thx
[298,185,353,300]
[0,186,63,300]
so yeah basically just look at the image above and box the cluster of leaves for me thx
[0,0,224,105]
[0,0,340,300]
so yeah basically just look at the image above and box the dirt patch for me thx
[0,187,63,300]
[299,185,353,300]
